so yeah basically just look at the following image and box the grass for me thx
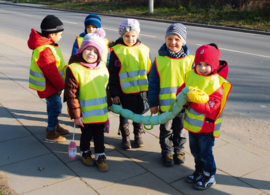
[9,0,270,31]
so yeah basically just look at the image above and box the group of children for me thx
[28,13,231,190]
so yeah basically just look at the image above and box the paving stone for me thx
[1,154,76,194]
[97,172,183,195]
[67,150,146,190]
[0,123,31,142]
[214,144,270,177]
[24,177,98,195]
[134,151,195,184]
[0,88,37,103]
[0,136,50,166]
[239,163,270,194]
[171,170,262,195]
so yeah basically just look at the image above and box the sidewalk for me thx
[0,34,270,195]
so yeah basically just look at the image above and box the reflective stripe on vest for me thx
[112,43,151,94]
[64,62,109,124]
[29,45,65,91]
[184,70,232,137]
[77,36,109,65]
[156,55,194,112]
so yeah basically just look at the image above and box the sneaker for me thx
[185,172,203,183]
[162,154,174,167]
[95,155,109,172]
[174,152,185,164]
[193,172,216,190]
[45,129,66,142]
[56,123,69,135]
[81,150,94,166]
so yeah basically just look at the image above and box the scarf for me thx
[167,47,187,58]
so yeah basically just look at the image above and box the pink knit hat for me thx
[78,28,106,61]
[118,19,140,36]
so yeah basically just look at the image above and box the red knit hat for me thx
[194,45,221,74]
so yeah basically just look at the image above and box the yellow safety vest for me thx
[77,36,109,65]
[64,62,109,124]
[112,43,151,94]
[29,45,65,92]
[184,69,232,138]
[156,55,194,112]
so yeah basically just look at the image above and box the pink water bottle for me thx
[104,120,110,133]
[68,123,77,160]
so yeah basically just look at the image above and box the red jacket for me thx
[177,83,224,133]
[28,29,65,98]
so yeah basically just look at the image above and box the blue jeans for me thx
[46,94,62,131]
[189,131,216,175]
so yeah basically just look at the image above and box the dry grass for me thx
[0,172,18,195]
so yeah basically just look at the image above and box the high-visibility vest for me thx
[64,62,109,124]
[184,69,232,138]
[156,55,194,112]
[112,43,151,94]
[77,36,109,65]
[29,45,65,92]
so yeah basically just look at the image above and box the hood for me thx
[28,28,53,50]
[158,43,190,56]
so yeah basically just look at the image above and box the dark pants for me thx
[80,123,105,153]
[159,112,186,154]
[189,131,216,175]
[46,94,62,131]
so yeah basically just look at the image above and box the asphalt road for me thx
[0,3,269,122]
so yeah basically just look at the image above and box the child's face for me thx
[122,31,138,46]
[166,34,183,53]
[196,61,212,76]
[86,25,97,34]
[49,31,63,43]
[82,46,99,63]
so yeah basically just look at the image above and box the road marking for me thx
[196,44,270,59]
[62,20,77,24]
[103,28,156,38]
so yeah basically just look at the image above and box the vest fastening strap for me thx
[80,97,107,107]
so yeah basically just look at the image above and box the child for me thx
[64,29,112,172]
[148,23,193,167]
[71,14,110,65]
[176,45,232,190]
[108,19,151,150]
[28,15,69,142]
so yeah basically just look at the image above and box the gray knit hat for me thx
[165,23,187,45]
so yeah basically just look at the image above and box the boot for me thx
[95,154,109,172]
[45,129,66,142]
[120,123,131,150]
[134,123,145,148]
[174,151,185,164]
[162,153,174,167]
[56,123,69,135]
[81,150,94,166]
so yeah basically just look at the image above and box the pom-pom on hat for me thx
[40,15,64,34]
[78,28,106,61]
[119,19,140,36]
[194,45,221,75]
[84,14,101,29]
[165,23,187,45]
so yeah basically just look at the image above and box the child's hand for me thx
[185,95,192,103]
[113,96,120,104]
[57,90,62,97]
[150,106,158,114]
[74,118,84,127]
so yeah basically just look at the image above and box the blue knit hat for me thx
[84,14,101,28]
[165,23,187,45]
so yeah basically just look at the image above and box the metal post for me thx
[149,0,154,14]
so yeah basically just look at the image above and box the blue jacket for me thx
[148,43,190,107]
[71,32,86,55]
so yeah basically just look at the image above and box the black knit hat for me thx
[40,15,64,34]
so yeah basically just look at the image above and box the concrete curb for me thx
[1,1,270,36]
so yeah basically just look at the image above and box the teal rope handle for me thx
[144,111,160,130]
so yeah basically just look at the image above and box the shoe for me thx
[174,152,185,164]
[134,135,144,148]
[45,129,66,142]
[134,123,145,148]
[193,172,216,190]
[95,155,109,172]
[81,150,94,166]
[120,124,131,150]
[185,172,203,183]
[162,154,174,167]
[56,123,69,135]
